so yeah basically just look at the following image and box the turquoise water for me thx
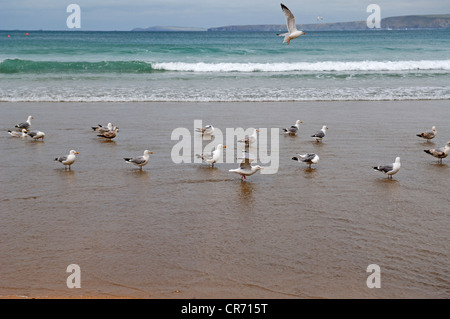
[1,30,449,101]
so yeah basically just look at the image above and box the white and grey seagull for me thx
[196,144,226,167]
[311,125,328,142]
[238,129,259,145]
[292,153,319,168]
[283,120,302,136]
[124,150,153,170]
[424,141,450,164]
[373,157,401,179]
[416,126,437,141]
[8,129,28,137]
[92,122,114,133]
[55,150,79,170]
[229,155,264,181]
[26,130,45,141]
[277,3,306,44]
[15,115,34,130]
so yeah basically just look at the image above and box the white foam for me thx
[152,60,450,72]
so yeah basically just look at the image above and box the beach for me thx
[1,100,449,299]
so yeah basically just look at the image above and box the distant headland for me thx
[132,14,450,32]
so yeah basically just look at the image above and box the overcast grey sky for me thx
[0,1,448,31]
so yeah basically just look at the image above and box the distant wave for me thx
[0,59,157,74]
[2,58,450,74]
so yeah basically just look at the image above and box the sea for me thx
[0,29,449,102]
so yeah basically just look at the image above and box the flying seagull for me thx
[277,3,305,44]
[424,141,450,164]
[292,153,319,168]
[373,157,401,179]
[55,150,79,170]
[124,150,153,170]
[416,126,437,141]
[196,144,226,167]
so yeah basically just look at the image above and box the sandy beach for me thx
[0,100,449,299]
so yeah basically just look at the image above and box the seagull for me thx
[92,123,114,133]
[229,156,264,181]
[373,157,401,179]
[311,125,328,142]
[196,144,226,167]
[26,130,45,140]
[124,150,153,170]
[277,3,305,44]
[238,129,259,145]
[8,129,28,137]
[97,127,119,139]
[292,153,319,168]
[283,120,302,136]
[424,141,450,164]
[195,124,214,136]
[15,115,34,130]
[416,126,437,141]
[55,150,79,170]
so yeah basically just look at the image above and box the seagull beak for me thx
[150,152,153,154]
[75,152,79,154]
[223,145,226,148]
[260,167,264,169]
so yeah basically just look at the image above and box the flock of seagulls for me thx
[6,115,151,171]
[9,115,46,140]
[5,114,450,180]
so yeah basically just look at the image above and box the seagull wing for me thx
[281,3,297,33]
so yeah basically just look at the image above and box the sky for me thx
[0,0,448,31]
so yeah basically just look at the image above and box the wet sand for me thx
[0,100,449,299]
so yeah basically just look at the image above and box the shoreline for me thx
[1,99,448,300]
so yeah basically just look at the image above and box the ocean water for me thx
[0,30,449,102]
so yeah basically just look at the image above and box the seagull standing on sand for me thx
[424,141,450,164]
[416,126,437,141]
[15,115,34,130]
[55,150,79,170]
[277,3,305,44]
[196,144,226,167]
[26,130,45,141]
[8,129,28,137]
[373,157,401,179]
[311,125,328,142]
[292,153,319,168]
[124,150,153,170]
[195,124,215,136]
[283,120,302,136]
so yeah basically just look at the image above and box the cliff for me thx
[207,14,450,31]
